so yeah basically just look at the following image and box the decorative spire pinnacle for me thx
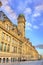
[0,1,2,7]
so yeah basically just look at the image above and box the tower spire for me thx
[0,1,2,7]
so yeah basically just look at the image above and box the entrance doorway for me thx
[0,58,1,63]
[3,58,5,63]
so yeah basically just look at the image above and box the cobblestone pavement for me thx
[0,60,43,65]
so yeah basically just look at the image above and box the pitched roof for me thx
[0,10,22,35]
[0,10,17,27]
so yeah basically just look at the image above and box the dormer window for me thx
[6,24,10,30]
[0,11,4,21]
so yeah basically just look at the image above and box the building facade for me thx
[0,1,39,63]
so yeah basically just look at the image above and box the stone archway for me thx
[13,58,15,62]
[11,58,12,62]
[3,58,5,63]
[6,58,9,63]
[0,58,1,63]
[11,58,15,62]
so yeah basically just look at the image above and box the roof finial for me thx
[0,1,2,7]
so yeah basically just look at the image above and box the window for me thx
[6,24,8,30]
[2,32,5,40]
[6,24,10,30]
[12,39,17,44]
[6,35,11,42]
[12,46,14,52]
[12,38,14,44]
[0,42,3,51]
[18,48,22,54]
[12,46,17,53]
[14,47,17,53]
[6,35,8,41]
[8,36,11,42]
[8,26,10,30]
[7,44,10,52]
[4,44,6,52]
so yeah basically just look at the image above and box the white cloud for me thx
[27,27,32,31]
[10,12,17,19]
[24,8,32,14]
[31,5,43,22]
[33,5,43,18]
[26,22,39,30]
[25,0,32,4]
[27,22,32,27]
[35,5,43,12]
[4,5,12,12]
[17,0,32,15]
[1,0,17,20]
[33,12,40,17]
[35,44,43,49]
[40,22,43,26]
[32,5,43,18]
[33,25,39,29]
[3,5,17,19]
[31,4,43,21]
[1,0,8,5]
[26,22,32,31]
[17,1,26,11]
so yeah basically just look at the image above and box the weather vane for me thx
[0,1,2,7]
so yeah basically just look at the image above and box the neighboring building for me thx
[0,1,39,63]
[41,55,43,59]
[42,55,43,59]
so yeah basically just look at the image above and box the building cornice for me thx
[0,23,23,43]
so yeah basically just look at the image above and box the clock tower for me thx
[17,14,26,37]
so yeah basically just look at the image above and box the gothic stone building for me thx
[0,1,39,63]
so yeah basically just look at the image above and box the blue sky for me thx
[0,0,43,55]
